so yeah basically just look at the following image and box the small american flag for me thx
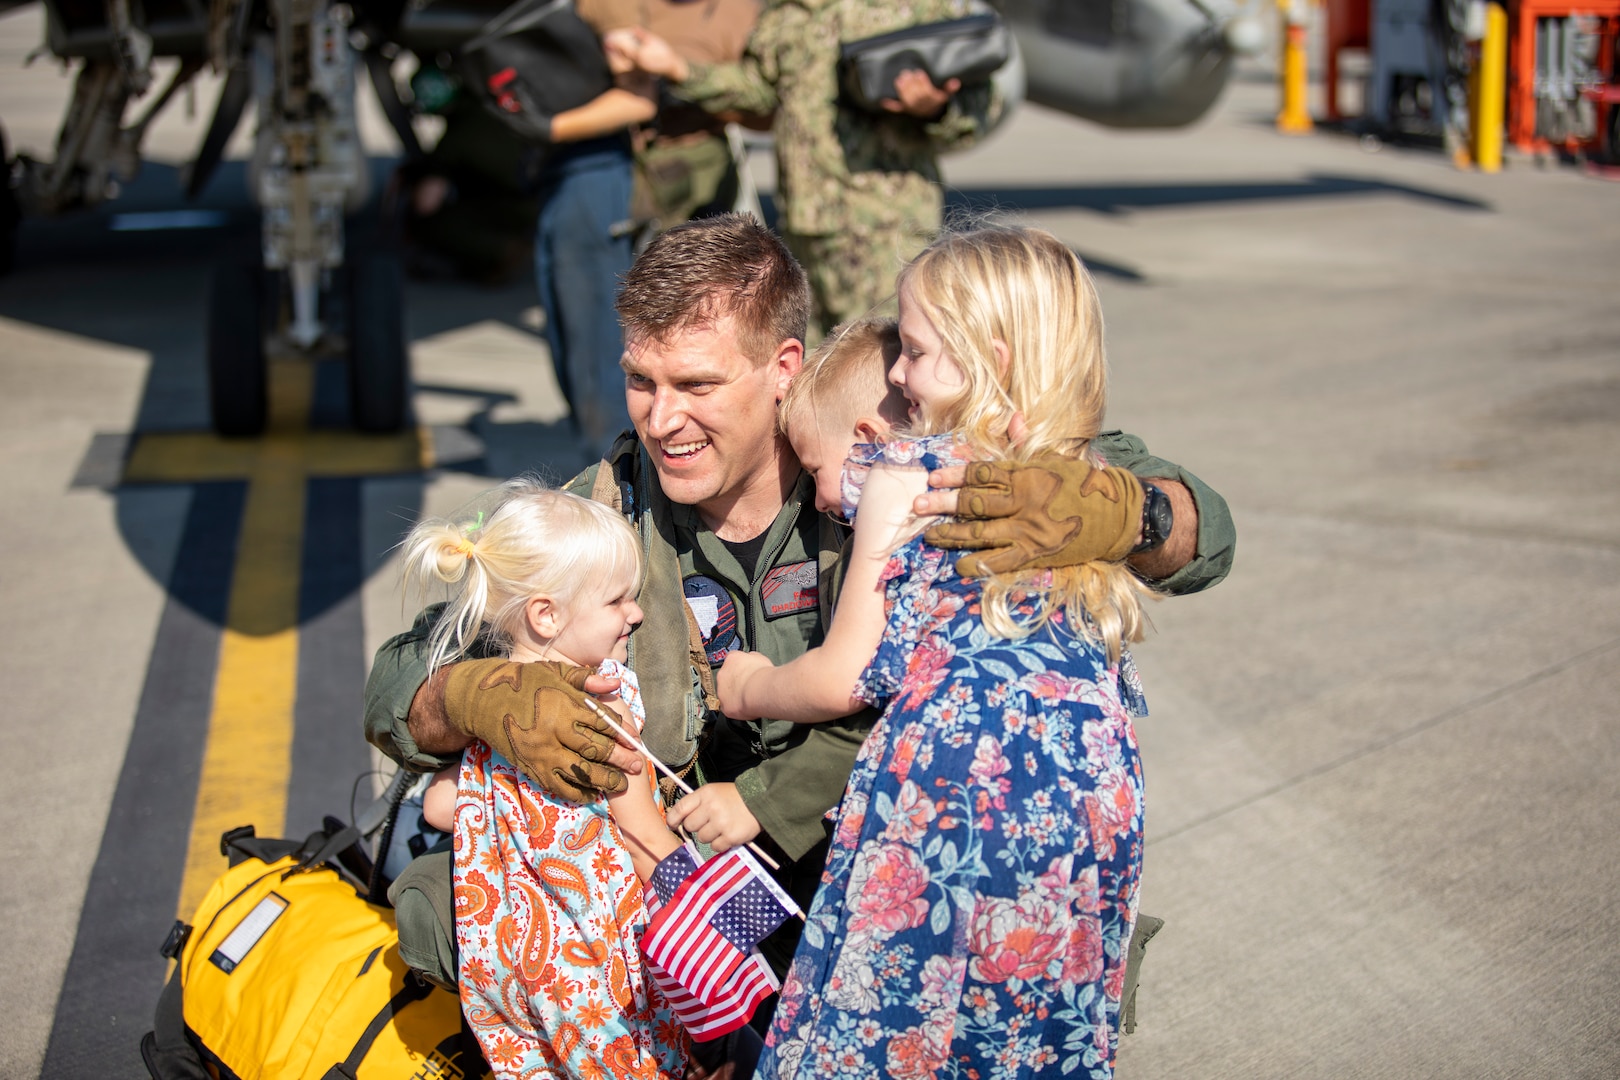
[646,950,778,1041]
[648,843,702,905]
[641,846,797,1006]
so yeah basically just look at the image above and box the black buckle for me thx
[160,919,192,960]
[219,824,256,857]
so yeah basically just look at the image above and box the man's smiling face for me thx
[623,313,797,518]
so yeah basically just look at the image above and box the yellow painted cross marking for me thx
[122,357,433,918]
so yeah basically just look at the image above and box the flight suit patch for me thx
[761,560,818,620]
[684,574,741,664]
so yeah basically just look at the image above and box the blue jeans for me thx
[533,138,634,459]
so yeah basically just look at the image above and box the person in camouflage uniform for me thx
[607,0,998,339]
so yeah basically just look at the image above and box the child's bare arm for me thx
[420,763,460,833]
[718,463,928,723]
[607,775,683,883]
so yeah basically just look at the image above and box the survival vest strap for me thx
[140,824,488,1080]
[581,437,714,776]
[580,435,851,782]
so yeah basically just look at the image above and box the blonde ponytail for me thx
[400,516,498,675]
[398,478,642,674]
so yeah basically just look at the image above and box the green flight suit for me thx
[362,429,1235,981]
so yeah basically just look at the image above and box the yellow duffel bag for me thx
[140,824,487,1080]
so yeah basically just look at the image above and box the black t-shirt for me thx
[720,531,771,582]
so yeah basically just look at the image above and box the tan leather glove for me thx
[924,459,1145,578]
[443,658,626,800]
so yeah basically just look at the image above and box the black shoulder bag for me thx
[837,12,1011,113]
[458,0,613,144]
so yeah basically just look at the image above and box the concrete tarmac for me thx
[2,7,1618,1076]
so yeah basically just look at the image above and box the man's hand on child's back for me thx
[665,783,762,852]
[915,459,1145,577]
[441,658,642,802]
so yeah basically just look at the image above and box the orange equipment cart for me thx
[1506,0,1620,154]
[1323,0,1374,120]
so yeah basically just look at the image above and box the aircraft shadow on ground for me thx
[946,172,1491,216]
[0,162,1489,629]
[0,157,564,631]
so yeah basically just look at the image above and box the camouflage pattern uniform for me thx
[675,0,999,338]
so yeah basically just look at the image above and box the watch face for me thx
[1132,483,1173,554]
[1146,487,1174,543]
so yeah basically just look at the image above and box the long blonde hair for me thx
[399,478,642,674]
[897,225,1154,660]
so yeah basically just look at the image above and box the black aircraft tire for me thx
[207,260,269,437]
[348,253,409,433]
[0,123,19,278]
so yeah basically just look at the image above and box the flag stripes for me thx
[642,849,756,1002]
[648,951,778,1041]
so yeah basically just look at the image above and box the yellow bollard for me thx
[1472,2,1507,172]
[1278,0,1314,134]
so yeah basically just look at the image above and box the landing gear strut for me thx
[347,254,409,434]
[206,261,271,437]
[201,0,410,437]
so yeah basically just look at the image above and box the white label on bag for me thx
[210,893,289,973]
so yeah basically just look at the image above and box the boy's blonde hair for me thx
[400,478,642,674]
[897,225,1154,660]
[780,315,908,440]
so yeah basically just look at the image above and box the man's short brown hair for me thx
[616,213,811,366]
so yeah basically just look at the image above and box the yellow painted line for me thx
[125,430,428,483]
[177,443,304,919]
[125,434,262,481]
[156,356,434,917]
[175,364,310,918]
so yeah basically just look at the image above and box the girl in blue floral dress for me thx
[717,226,1156,1080]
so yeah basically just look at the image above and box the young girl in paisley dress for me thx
[718,226,1156,1080]
[403,480,693,1079]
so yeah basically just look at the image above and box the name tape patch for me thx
[762,560,818,620]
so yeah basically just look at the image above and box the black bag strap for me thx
[321,976,435,1079]
[221,826,303,869]
[365,771,415,905]
[284,825,364,880]
[463,0,570,52]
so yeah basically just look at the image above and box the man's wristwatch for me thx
[1132,482,1173,555]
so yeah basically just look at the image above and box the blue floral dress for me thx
[761,436,1145,1080]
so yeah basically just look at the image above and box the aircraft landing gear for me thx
[347,254,409,434]
[204,254,409,436]
[199,0,410,438]
[207,260,271,437]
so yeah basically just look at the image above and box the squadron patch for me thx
[683,574,741,665]
[761,560,819,620]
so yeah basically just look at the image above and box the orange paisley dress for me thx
[453,662,688,1079]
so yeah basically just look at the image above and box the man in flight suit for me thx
[364,213,1235,987]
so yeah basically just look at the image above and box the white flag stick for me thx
[581,696,790,877]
